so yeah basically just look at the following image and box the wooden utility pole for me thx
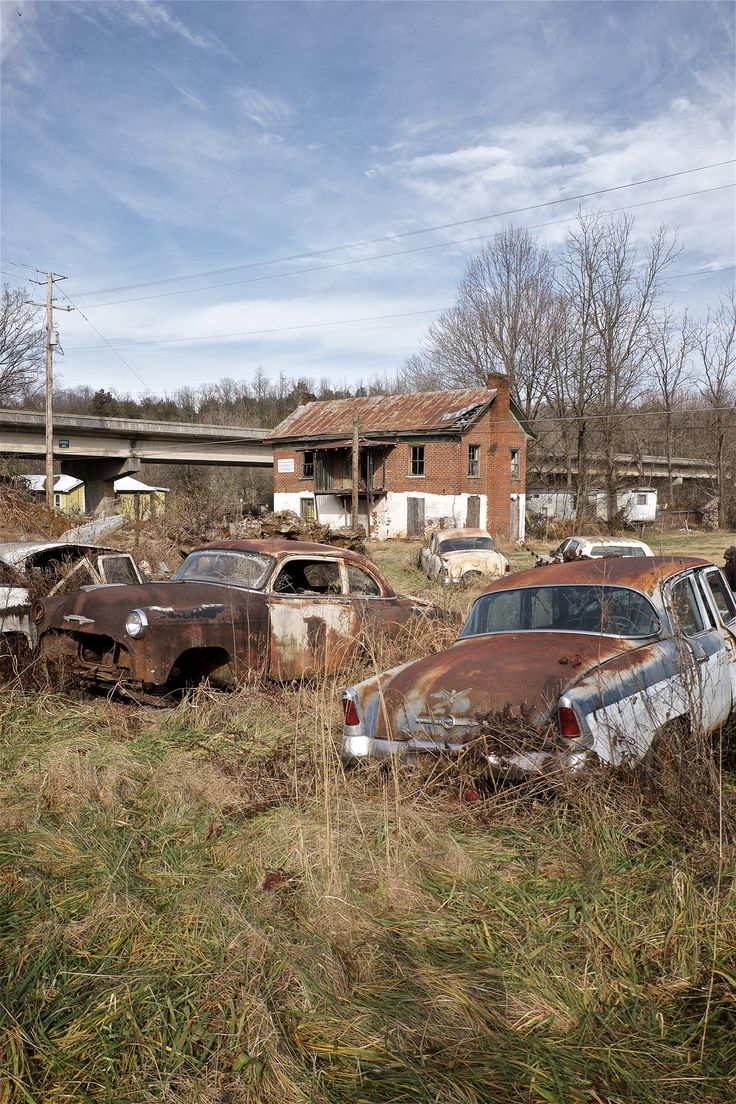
[351,417,360,531]
[45,272,54,510]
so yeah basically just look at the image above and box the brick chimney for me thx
[487,371,510,421]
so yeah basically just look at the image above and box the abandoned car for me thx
[1,541,144,649]
[35,539,449,694]
[420,528,510,584]
[549,535,654,561]
[342,556,736,776]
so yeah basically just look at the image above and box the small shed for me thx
[19,474,86,514]
[114,476,169,520]
[593,488,658,523]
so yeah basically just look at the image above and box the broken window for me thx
[97,554,142,585]
[510,449,520,480]
[468,444,480,478]
[410,446,425,477]
[302,450,314,478]
[272,559,343,595]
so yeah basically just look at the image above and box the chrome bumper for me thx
[342,731,594,777]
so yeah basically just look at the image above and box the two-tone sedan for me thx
[342,557,736,776]
[35,539,449,698]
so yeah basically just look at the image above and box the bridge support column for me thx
[61,458,141,516]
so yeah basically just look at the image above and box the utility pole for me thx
[32,271,69,510]
[351,417,360,531]
[45,272,54,510]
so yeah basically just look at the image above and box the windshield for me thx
[439,537,496,554]
[461,584,660,638]
[174,550,274,590]
[590,545,647,558]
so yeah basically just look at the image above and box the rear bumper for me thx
[342,731,595,777]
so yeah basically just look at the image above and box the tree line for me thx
[2,211,734,525]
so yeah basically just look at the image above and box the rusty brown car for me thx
[35,539,446,696]
[342,556,736,777]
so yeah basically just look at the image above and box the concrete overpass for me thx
[0,408,273,511]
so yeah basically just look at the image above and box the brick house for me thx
[266,373,533,540]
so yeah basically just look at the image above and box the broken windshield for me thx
[461,584,660,638]
[174,551,274,590]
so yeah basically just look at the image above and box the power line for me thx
[64,265,736,353]
[72,158,735,298]
[55,286,153,394]
[76,182,736,309]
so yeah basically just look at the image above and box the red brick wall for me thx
[483,372,527,539]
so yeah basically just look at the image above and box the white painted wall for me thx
[527,491,575,519]
[593,489,657,522]
[273,491,491,538]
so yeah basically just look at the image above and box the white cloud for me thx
[120,1,233,58]
[230,85,293,130]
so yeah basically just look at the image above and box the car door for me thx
[345,561,410,643]
[266,555,360,679]
[421,534,438,578]
[666,573,731,732]
[696,566,736,720]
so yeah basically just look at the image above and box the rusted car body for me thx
[342,557,736,777]
[0,542,143,648]
[35,539,447,694]
[420,528,510,584]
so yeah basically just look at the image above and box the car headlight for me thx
[125,609,148,638]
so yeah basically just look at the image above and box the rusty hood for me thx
[365,631,648,741]
[41,580,248,637]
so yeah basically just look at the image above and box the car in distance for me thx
[549,535,654,561]
[35,539,449,696]
[342,556,736,777]
[0,541,143,649]
[420,528,510,585]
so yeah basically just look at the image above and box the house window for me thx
[510,449,520,480]
[302,450,314,478]
[409,445,425,477]
[636,493,647,506]
[300,497,315,522]
[54,494,61,508]
[468,444,480,478]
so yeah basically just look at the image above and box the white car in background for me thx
[550,535,654,561]
[420,528,510,585]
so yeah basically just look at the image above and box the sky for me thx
[1,0,735,399]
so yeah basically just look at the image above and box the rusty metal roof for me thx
[265,389,497,442]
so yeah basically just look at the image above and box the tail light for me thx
[343,696,360,727]
[505,562,512,573]
[558,698,581,738]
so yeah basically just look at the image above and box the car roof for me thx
[566,535,651,547]
[191,538,372,565]
[482,556,712,597]
[0,541,118,567]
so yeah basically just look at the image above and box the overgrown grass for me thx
[1,678,735,1104]
[2,528,736,1102]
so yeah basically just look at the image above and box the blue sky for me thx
[1,0,734,397]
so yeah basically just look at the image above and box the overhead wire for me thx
[72,157,735,297]
[55,285,153,394]
[75,182,736,308]
[64,263,736,352]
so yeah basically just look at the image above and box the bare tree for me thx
[645,308,695,506]
[402,226,557,417]
[696,290,736,528]
[0,284,44,405]
[556,215,679,524]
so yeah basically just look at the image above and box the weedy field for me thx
[1,531,736,1104]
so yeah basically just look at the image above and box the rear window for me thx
[461,584,660,638]
[98,554,141,585]
[439,537,496,554]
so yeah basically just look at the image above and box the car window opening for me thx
[272,559,343,596]
[439,536,496,554]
